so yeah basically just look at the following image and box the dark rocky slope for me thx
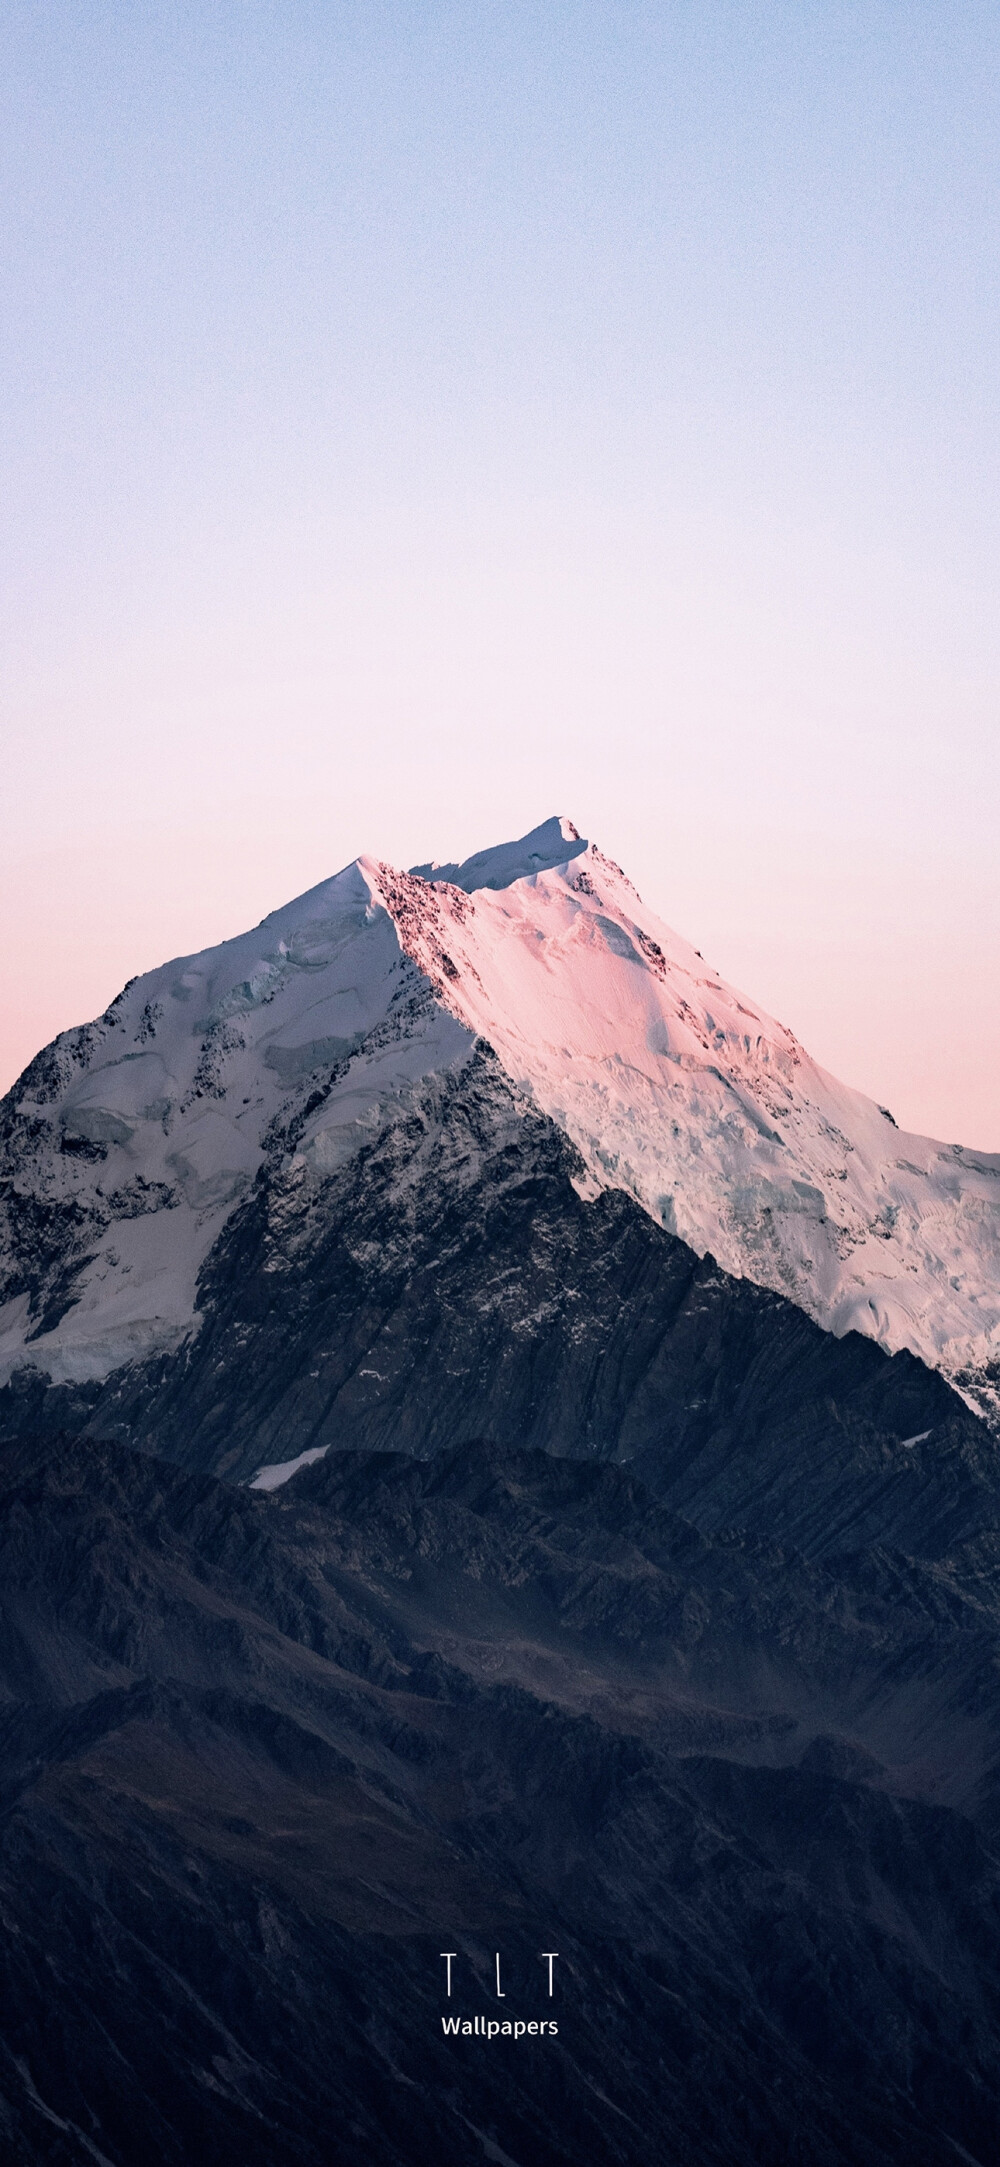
[2,1053,992,1569]
[0,1433,999,2164]
[3,1047,1000,2163]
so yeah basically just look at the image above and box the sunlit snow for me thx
[3,817,999,1423]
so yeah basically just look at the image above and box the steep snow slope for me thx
[1,816,998,1422]
[369,824,1000,1419]
[0,858,475,1388]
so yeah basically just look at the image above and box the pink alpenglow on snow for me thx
[1,817,998,1425]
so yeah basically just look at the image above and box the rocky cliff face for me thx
[1,1038,989,1571]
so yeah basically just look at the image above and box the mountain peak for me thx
[409,814,587,892]
[1,817,999,1429]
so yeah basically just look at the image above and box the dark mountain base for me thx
[3,1057,1000,2160]
[1,1433,999,2165]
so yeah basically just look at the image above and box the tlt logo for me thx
[439,1952,558,1997]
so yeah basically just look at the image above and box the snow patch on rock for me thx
[249,1445,330,1491]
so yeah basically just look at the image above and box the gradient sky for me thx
[2,2,998,1145]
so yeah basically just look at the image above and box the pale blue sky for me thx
[3,3,998,1141]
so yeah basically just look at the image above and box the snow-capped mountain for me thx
[1,815,998,1448]
[4,821,1000,2167]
